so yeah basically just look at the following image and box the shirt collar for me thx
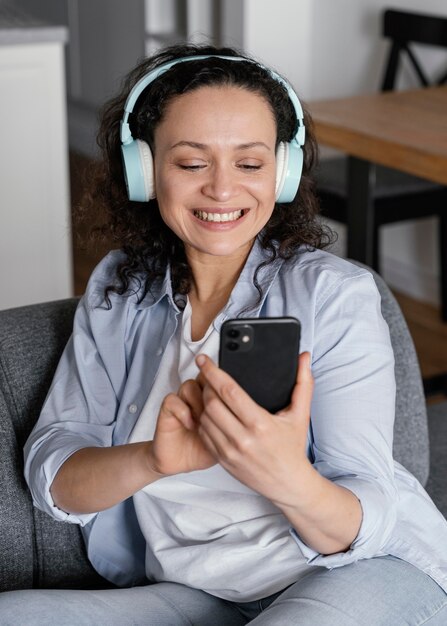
[135,263,177,311]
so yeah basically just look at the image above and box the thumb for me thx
[279,352,313,418]
[157,394,195,432]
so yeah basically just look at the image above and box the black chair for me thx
[316,8,447,320]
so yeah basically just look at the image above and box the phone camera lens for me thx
[228,329,239,338]
[227,341,239,351]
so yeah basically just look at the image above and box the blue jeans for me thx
[1,556,446,625]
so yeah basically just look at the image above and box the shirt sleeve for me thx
[24,293,120,526]
[290,270,398,567]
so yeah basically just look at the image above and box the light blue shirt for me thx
[24,239,447,593]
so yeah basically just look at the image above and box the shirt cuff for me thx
[25,436,98,527]
[289,477,397,568]
[43,464,97,527]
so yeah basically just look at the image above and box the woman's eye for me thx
[178,163,206,171]
[238,163,262,171]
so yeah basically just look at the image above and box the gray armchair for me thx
[1,269,446,592]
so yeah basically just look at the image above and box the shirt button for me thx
[156,347,164,356]
[128,404,138,414]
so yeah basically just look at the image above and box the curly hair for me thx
[80,43,334,307]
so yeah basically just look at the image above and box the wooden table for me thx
[309,86,447,394]
[309,86,447,186]
[309,85,447,262]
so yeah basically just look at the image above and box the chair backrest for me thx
[381,8,447,90]
[0,298,106,592]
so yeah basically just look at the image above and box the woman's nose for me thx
[201,164,238,201]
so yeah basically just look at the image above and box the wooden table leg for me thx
[423,374,447,397]
[346,156,376,267]
[440,194,447,322]
[346,158,447,396]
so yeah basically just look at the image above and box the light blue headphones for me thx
[120,55,306,203]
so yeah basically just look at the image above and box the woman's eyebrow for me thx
[238,142,272,151]
[169,141,207,151]
[169,140,272,151]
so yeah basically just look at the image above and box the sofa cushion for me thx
[0,391,34,590]
[0,299,107,591]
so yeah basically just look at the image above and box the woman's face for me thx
[153,85,277,262]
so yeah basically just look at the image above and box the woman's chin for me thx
[185,238,254,260]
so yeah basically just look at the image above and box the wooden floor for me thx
[393,291,447,404]
[69,152,447,397]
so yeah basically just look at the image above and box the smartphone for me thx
[219,317,301,413]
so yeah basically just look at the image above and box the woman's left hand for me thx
[195,352,314,507]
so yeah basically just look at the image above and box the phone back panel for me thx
[219,317,301,413]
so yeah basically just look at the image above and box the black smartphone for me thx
[219,317,301,413]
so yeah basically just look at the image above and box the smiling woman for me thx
[4,43,447,626]
[79,45,327,315]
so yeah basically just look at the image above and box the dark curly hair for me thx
[81,43,334,307]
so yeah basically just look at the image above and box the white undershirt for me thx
[129,299,309,601]
[129,298,218,443]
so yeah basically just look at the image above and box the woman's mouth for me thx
[193,209,246,223]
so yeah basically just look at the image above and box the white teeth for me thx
[194,210,244,222]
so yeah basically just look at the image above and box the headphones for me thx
[120,55,306,203]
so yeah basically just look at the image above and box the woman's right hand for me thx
[148,379,217,477]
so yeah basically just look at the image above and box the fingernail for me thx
[196,355,206,367]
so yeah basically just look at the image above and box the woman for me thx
[3,44,446,625]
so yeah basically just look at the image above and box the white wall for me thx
[242,0,313,96]
[224,0,447,305]
[234,0,447,98]
[310,0,447,98]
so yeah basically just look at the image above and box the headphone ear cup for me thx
[275,141,303,203]
[275,142,288,200]
[121,139,155,201]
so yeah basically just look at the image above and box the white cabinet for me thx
[0,38,72,309]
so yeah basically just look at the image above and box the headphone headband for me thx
[120,53,305,203]
[120,55,305,147]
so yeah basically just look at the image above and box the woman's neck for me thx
[186,244,251,305]
[185,245,252,341]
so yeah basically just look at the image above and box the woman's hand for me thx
[149,379,217,477]
[195,352,315,507]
